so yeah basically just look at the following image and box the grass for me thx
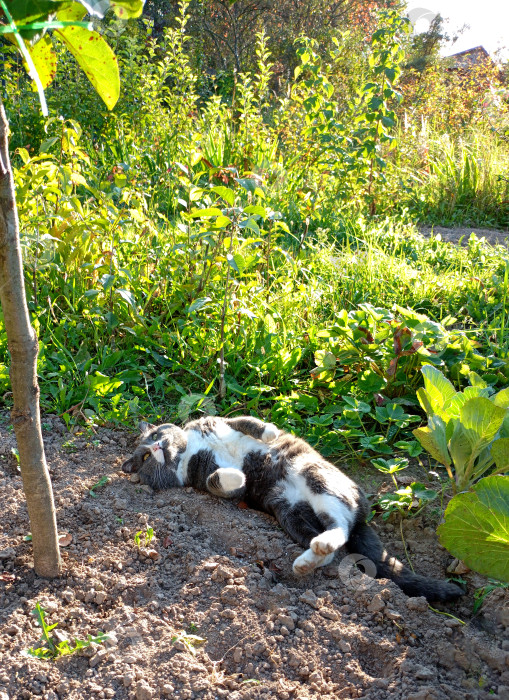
[0,7,507,451]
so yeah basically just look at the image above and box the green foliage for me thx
[473,580,509,614]
[1,8,508,504]
[371,457,409,486]
[413,366,509,493]
[26,603,108,660]
[438,476,509,583]
[170,631,207,656]
[89,475,110,497]
[0,0,144,113]
[134,526,154,548]
[376,481,438,520]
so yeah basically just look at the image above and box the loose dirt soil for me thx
[0,413,508,700]
[419,226,509,247]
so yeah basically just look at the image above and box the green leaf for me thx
[8,0,66,24]
[74,0,145,18]
[491,439,509,472]
[413,417,451,466]
[227,253,246,274]
[189,207,223,218]
[111,0,144,18]
[416,387,434,416]
[493,387,509,409]
[187,297,211,313]
[448,420,472,476]
[410,482,438,502]
[420,365,457,418]
[54,26,120,109]
[460,397,506,449]
[100,273,115,291]
[371,457,408,474]
[358,369,385,393]
[468,371,487,388]
[57,1,87,21]
[115,289,137,311]
[211,186,235,206]
[27,34,57,87]
[243,204,266,218]
[438,475,509,582]
[239,218,260,234]
[394,440,422,457]
[234,177,259,192]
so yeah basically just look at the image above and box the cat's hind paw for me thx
[261,423,279,443]
[217,468,246,492]
[293,549,335,575]
[293,549,318,575]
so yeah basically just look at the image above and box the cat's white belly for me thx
[177,424,269,483]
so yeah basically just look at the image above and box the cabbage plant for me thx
[413,366,509,494]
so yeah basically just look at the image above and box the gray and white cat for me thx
[121,415,463,603]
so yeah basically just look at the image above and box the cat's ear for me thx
[139,420,155,434]
[122,456,135,473]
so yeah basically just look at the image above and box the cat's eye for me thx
[151,433,158,441]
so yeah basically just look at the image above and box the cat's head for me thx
[121,421,187,489]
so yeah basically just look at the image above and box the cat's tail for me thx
[346,522,463,603]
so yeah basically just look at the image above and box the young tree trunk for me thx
[0,100,61,578]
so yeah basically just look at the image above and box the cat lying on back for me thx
[122,415,463,603]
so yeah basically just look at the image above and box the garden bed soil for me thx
[0,414,508,700]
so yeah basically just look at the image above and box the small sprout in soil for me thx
[11,447,19,463]
[26,603,109,661]
[134,526,154,548]
[23,533,32,542]
[188,622,198,633]
[241,679,261,686]
[42,422,51,431]
[171,631,207,656]
[473,581,509,615]
[89,475,110,497]
[61,440,78,453]
[115,516,124,524]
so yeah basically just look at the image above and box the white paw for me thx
[262,423,279,443]
[293,549,321,575]
[310,530,346,556]
[218,468,245,492]
[316,552,335,568]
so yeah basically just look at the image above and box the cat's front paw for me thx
[310,530,346,556]
[261,423,279,443]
